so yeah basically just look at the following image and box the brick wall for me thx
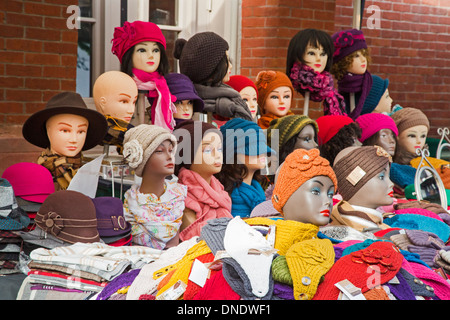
[240,0,338,120]
[0,0,78,125]
[335,0,450,138]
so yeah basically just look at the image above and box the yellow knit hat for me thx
[285,238,335,300]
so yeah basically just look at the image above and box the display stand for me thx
[136,90,148,124]
[303,91,310,116]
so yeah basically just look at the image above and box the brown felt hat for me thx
[22,92,108,151]
[35,190,100,244]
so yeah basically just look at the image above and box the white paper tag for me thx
[156,280,187,300]
[335,279,366,300]
[188,259,210,287]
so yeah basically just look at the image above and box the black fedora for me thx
[22,92,108,151]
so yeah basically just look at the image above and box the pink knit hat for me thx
[356,113,398,143]
[2,162,55,203]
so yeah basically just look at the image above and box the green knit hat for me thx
[267,115,319,148]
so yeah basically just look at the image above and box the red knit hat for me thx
[313,241,403,300]
[316,115,354,145]
[111,21,166,63]
[226,75,258,98]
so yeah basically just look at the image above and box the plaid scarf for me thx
[102,116,133,155]
[37,148,83,190]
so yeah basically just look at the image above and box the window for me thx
[76,0,94,97]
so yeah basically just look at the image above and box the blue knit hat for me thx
[389,162,416,188]
[361,75,389,115]
[220,118,275,163]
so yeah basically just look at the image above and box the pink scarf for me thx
[177,168,232,241]
[132,68,177,131]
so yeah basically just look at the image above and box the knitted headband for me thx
[255,71,294,114]
[333,145,392,201]
[123,124,177,177]
[355,112,398,143]
[272,148,337,214]
[390,107,430,135]
[267,115,318,148]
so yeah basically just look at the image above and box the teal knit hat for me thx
[361,75,389,115]
[220,118,275,163]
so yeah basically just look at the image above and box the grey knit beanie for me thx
[123,124,177,177]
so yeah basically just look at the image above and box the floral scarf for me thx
[37,148,82,190]
[132,68,177,131]
[289,62,346,116]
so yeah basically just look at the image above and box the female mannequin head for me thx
[272,148,337,225]
[391,107,430,164]
[255,71,294,120]
[173,120,223,183]
[316,115,362,165]
[286,28,334,75]
[330,29,371,81]
[93,71,138,123]
[333,146,394,209]
[226,75,259,120]
[111,21,169,77]
[360,75,392,115]
[46,113,88,157]
[267,115,319,165]
[356,113,399,157]
[174,32,230,87]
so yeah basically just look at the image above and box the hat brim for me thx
[16,197,42,212]
[174,93,204,113]
[22,106,108,151]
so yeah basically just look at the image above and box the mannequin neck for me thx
[140,174,167,198]
[242,169,256,186]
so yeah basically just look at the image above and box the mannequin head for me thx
[391,107,430,164]
[333,146,394,209]
[360,75,391,115]
[216,118,273,194]
[226,75,259,120]
[174,32,230,86]
[189,131,223,181]
[46,113,89,157]
[173,100,194,120]
[141,139,176,179]
[111,21,169,77]
[330,29,371,81]
[356,113,399,157]
[255,71,294,117]
[316,115,362,165]
[272,148,337,225]
[267,115,319,165]
[286,28,334,75]
[93,71,138,123]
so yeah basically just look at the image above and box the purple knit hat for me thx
[331,29,367,63]
[165,73,204,113]
[356,113,398,143]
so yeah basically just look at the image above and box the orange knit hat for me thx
[255,70,294,115]
[272,148,338,214]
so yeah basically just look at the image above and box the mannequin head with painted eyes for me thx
[226,75,259,120]
[120,41,169,77]
[271,148,337,226]
[286,28,334,75]
[93,71,138,123]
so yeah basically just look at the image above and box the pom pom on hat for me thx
[123,124,177,177]
[272,148,337,214]
[356,112,398,143]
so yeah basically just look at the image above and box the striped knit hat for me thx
[267,114,319,149]
[333,146,392,201]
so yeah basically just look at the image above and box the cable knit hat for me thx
[286,238,335,300]
[361,75,389,115]
[333,146,392,201]
[111,20,166,63]
[220,118,274,163]
[35,190,100,244]
[331,28,368,63]
[123,124,177,177]
[356,112,398,143]
[174,32,229,84]
[390,107,430,135]
[316,115,354,145]
[225,75,258,97]
[267,114,319,149]
[255,70,294,114]
[272,148,337,214]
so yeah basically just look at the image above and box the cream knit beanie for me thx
[123,124,177,177]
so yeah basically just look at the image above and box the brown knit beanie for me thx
[255,71,294,114]
[333,146,392,201]
[174,32,229,84]
[390,107,430,135]
[272,148,337,214]
[173,120,221,172]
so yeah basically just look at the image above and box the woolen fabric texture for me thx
[266,115,318,150]
[165,72,204,113]
[316,114,354,145]
[356,112,398,143]
[225,75,258,97]
[255,70,294,116]
[331,28,368,63]
[390,107,430,134]
[361,74,389,115]
[230,179,266,218]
